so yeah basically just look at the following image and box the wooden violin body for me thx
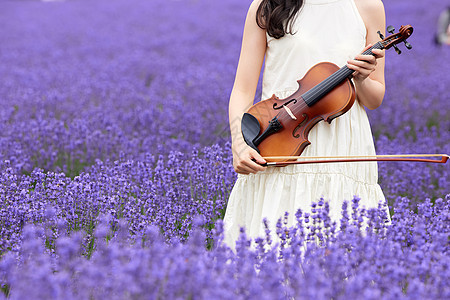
[242,62,355,161]
[241,25,414,162]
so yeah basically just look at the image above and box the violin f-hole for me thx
[293,114,309,138]
[273,99,297,110]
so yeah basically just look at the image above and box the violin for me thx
[242,25,414,163]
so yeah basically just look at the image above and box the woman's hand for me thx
[228,0,267,175]
[348,0,386,110]
[232,141,266,175]
[346,45,385,83]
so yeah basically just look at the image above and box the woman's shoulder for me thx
[353,0,385,20]
[353,0,384,9]
[249,0,263,13]
[245,0,264,25]
[353,0,385,32]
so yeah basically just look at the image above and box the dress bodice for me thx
[262,0,366,100]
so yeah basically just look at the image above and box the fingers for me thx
[239,149,267,173]
[347,57,376,71]
[233,146,267,175]
[234,160,265,175]
[360,44,385,58]
[250,148,266,165]
[347,47,384,81]
[241,159,266,173]
[354,51,384,63]
[347,59,375,79]
[371,48,385,59]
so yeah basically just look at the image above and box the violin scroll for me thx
[378,25,413,54]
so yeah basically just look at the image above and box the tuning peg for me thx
[387,25,395,34]
[393,44,402,55]
[404,40,412,50]
[377,30,384,39]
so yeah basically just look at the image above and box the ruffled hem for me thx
[223,171,386,249]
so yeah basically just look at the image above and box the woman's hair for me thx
[256,0,304,39]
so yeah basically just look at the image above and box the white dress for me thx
[224,0,386,249]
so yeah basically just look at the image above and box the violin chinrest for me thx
[241,113,261,152]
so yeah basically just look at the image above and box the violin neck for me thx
[302,42,385,107]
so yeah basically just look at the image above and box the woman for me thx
[435,7,450,45]
[224,0,387,249]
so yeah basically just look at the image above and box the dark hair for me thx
[256,0,304,39]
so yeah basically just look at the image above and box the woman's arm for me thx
[349,0,386,110]
[229,0,267,174]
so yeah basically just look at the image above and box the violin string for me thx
[274,42,384,124]
[288,43,383,116]
[289,67,350,117]
[277,66,348,123]
[280,69,345,120]
[301,43,383,105]
[278,62,356,122]
[276,64,349,123]
[297,66,352,109]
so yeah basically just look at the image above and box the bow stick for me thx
[261,154,449,167]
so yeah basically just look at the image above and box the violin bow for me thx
[261,154,450,167]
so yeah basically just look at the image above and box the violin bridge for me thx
[283,105,297,120]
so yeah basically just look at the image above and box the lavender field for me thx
[0,0,449,298]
